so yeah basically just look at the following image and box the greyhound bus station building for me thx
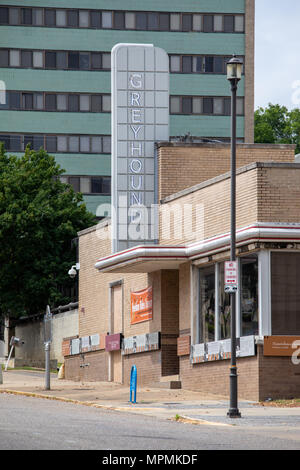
[62,141,300,402]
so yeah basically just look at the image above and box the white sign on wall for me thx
[111,43,169,253]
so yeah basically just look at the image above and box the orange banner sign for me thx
[131,286,153,325]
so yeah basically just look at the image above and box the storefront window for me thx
[199,265,215,343]
[240,255,258,336]
[219,263,231,340]
[271,252,300,335]
[198,255,259,345]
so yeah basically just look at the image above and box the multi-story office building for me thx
[0,1,254,214]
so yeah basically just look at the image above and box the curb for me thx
[0,389,232,427]
[0,389,122,411]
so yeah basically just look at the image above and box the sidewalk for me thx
[1,369,300,429]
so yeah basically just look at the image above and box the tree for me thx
[254,103,300,154]
[0,145,96,318]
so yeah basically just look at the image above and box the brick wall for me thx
[258,345,300,401]
[179,354,260,401]
[159,162,300,247]
[123,351,162,386]
[158,143,295,201]
[65,350,108,382]
[257,166,300,223]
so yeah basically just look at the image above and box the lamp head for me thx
[227,55,243,82]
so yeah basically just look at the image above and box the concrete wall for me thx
[14,307,78,368]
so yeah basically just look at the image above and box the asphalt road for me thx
[0,393,299,451]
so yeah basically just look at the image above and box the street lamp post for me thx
[226,55,243,419]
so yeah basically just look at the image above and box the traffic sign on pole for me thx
[224,261,238,293]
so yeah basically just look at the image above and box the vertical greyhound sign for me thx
[111,43,169,253]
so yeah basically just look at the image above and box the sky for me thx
[255,0,300,110]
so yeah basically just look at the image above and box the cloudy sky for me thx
[255,0,300,110]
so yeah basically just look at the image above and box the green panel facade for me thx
[0,0,248,214]
[3,0,245,14]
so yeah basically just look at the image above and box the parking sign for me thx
[224,261,238,293]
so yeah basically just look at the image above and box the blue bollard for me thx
[130,365,137,404]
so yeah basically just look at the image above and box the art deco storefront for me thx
[63,142,300,401]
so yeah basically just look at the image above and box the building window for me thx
[198,256,259,345]
[33,51,43,68]
[136,12,147,30]
[235,15,244,33]
[45,135,57,153]
[0,133,111,155]
[199,265,215,343]
[21,51,32,68]
[61,175,111,195]
[69,176,80,192]
[193,14,202,31]
[159,13,169,31]
[21,8,32,25]
[45,51,56,68]
[224,15,234,33]
[45,94,57,111]
[203,15,213,32]
[32,8,43,26]
[203,97,213,114]
[56,9,67,27]
[2,48,244,75]
[44,9,56,26]
[182,56,193,73]
[148,12,159,30]
[271,252,300,335]
[68,52,79,69]
[170,95,244,116]
[182,97,192,114]
[125,12,135,29]
[102,11,112,28]
[10,50,20,67]
[182,14,192,32]
[0,7,244,32]
[170,56,181,73]
[114,12,125,29]
[9,92,21,109]
[22,93,33,110]
[170,13,180,31]
[218,263,231,340]
[240,255,259,336]
[0,50,9,67]
[79,10,90,28]
[0,7,9,24]
[90,11,101,28]
[79,52,90,70]
[9,8,20,25]
[67,10,79,27]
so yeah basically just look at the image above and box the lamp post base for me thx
[227,408,242,418]
[227,365,242,418]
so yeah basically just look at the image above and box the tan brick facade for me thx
[65,143,300,401]
[158,143,295,200]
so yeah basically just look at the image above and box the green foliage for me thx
[0,145,96,318]
[254,103,300,154]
